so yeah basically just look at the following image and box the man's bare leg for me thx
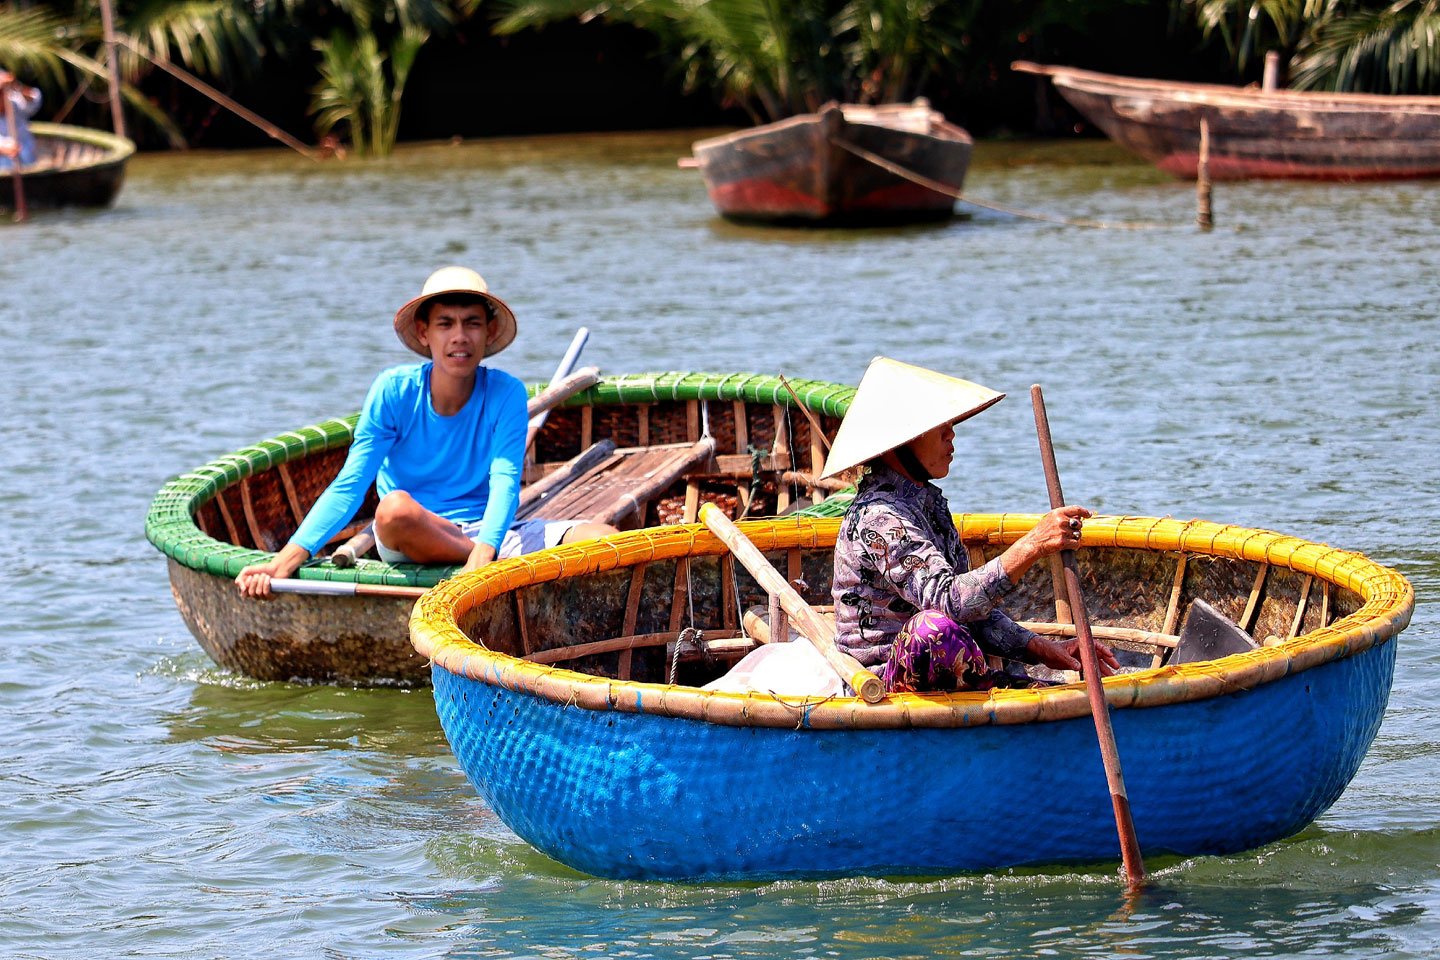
[374,491,475,563]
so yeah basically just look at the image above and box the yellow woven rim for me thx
[410,514,1414,730]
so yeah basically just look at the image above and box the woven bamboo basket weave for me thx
[146,372,855,685]
[412,514,1412,880]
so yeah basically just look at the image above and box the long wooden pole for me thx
[3,92,26,223]
[269,578,423,598]
[97,0,126,138]
[117,37,320,158]
[1030,384,1146,889]
[699,503,884,703]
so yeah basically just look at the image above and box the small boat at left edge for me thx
[1,122,135,211]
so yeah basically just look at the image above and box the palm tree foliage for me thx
[1182,0,1440,92]
[0,3,186,141]
[1291,0,1440,92]
[0,0,472,151]
[492,0,977,122]
[311,23,428,155]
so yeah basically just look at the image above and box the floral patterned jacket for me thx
[832,462,1036,667]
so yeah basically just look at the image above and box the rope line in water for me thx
[830,136,1173,231]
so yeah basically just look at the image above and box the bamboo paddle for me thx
[699,504,884,703]
[1030,384,1146,889]
[3,88,27,223]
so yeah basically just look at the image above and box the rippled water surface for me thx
[2,131,1437,958]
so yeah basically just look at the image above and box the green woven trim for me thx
[148,372,855,584]
[532,371,856,419]
[31,122,136,160]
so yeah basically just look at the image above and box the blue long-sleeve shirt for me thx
[291,363,528,555]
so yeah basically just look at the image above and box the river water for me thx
[1,131,1437,958]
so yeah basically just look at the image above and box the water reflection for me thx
[3,127,1437,958]
[157,662,444,756]
[384,856,1433,959]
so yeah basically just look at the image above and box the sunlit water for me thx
[1,131,1437,958]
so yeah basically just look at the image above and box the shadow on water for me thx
[384,838,1440,959]
[154,656,445,756]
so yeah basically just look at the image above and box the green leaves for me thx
[310,21,430,156]
[0,5,75,87]
[1182,0,1440,92]
[1291,0,1440,92]
[491,0,977,121]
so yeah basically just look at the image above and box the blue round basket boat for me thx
[411,514,1412,880]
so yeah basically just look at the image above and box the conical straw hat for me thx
[819,357,1004,479]
[393,266,518,359]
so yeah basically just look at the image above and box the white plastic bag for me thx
[701,639,846,697]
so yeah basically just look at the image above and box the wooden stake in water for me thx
[1197,117,1213,232]
[1030,384,1147,890]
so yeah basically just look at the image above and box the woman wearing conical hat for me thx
[822,358,1118,693]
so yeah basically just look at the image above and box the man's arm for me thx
[464,375,529,567]
[236,543,310,598]
[236,372,398,595]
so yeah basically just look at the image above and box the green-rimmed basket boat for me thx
[1,123,134,212]
[146,372,855,685]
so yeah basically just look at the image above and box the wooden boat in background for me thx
[1014,61,1440,181]
[412,514,1412,880]
[146,372,855,686]
[0,122,135,211]
[687,100,972,224]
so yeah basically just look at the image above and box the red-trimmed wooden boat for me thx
[146,372,855,686]
[688,100,972,224]
[0,122,134,211]
[412,514,1413,880]
[1014,62,1440,181]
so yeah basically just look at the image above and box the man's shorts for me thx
[375,517,580,565]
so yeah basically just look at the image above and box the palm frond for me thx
[124,0,266,82]
[1291,0,1440,92]
[0,5,76,87]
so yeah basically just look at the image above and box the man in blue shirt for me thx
[236,267,617,597]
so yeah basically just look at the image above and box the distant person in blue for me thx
[237,267,618,597]
[0,71,42,170]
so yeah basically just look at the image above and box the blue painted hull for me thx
[433,638,1394,881]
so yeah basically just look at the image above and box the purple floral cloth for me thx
[884,610,1048,693]
[833,461,1037,679]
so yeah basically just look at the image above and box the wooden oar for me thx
[699,503,884,703]
[1030,384,1146,890]
[3,90,27,223]
[269,578,424,598]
